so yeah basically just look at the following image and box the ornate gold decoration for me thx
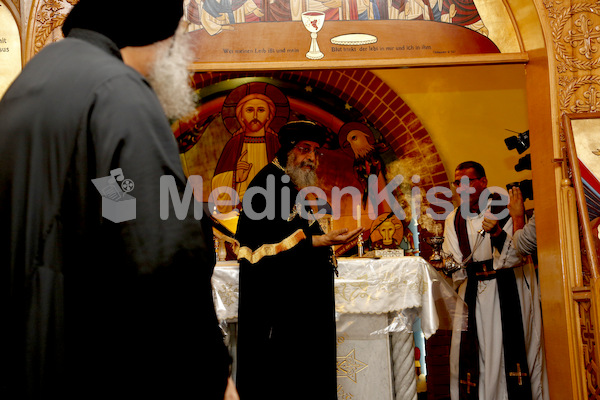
[558,113,600,397]
[33,14,65,54]
[336,384,354,400]
[578,299,600,398]
[334,274,376,303]
[558,75,600,113]
[336,349,368,383]
[235,229,307,264]
[550,1,600,72]
[576,84,600,111]
[31,0,77,56]
[549,0,600,122]
[217,283,239,307]
[272,158,285,172]
[336,334,348,346]
[565,14,600,59]
[382,274,427,296]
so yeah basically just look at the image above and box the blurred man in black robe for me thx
[0,1,235,398]
[235,121,363,399]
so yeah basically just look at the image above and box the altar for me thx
[211,256,465,400]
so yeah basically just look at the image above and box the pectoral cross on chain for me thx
[509,363,528,386]
[460,372,477,394]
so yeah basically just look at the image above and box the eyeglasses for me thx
[295,145,325,158]
[452,177,482,187]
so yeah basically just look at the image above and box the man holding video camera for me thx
[507,186,537,256]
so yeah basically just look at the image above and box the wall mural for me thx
[184,0,488,35]
[183,0,500,68]
[173,70,448,257]
[24,0,508,66]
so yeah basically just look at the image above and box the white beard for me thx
[286,152,319,189]
[147,30,197,120]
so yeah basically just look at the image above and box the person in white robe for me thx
[442,161,548,400]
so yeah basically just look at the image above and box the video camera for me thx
[504,130,530,154]
[506,179,534,201]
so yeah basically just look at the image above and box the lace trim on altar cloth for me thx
[235,229,306,264]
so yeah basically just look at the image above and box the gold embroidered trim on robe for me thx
[272,158,285,172]
[235,229,307,264]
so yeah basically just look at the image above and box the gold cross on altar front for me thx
[509,363,528,386]
[460,372,477,394]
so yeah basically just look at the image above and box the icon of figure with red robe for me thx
[441,0,488,35]
[212,82,289,209]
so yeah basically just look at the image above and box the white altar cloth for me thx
[212,256,465,338]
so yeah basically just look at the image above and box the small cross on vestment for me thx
[509,363,528,386]
[460,372,477,394]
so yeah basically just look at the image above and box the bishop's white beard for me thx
[147,31,197,120]
[286,152,319,189]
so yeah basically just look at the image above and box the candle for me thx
[356,204,361,229]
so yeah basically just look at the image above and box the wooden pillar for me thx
[526,46,580,399]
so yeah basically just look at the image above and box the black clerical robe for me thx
[235,160,337,399]
[0,29,229,398]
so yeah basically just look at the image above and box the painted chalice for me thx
[301,11,325,60]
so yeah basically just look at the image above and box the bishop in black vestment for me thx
[235,121,363,399]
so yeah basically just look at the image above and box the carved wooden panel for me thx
[548,0,600,114]
[578,299,600,398]
[544,1,600,397]
[26,0,75,61]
